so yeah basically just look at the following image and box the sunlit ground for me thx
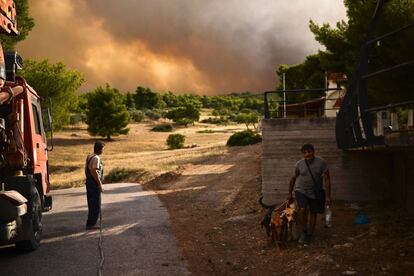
[49,119,247,189]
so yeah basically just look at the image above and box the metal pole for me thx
[324,71,328,117]
[283,73,286,119]
[264,93,269,119]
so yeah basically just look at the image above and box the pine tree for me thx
[86,84,130,140]
[0,0,35,50]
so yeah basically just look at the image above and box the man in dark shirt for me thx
[288,144,331,244]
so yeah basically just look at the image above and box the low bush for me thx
[200,116,228,125]
[212,108,233,116]
[232,112,259,130]
[197,129,214,134]
[69,113,86,125]
[151,124,173,132]
[145,109,162,121]
[166,134,186,149]
[176,118,194,127]
[105,168,136,183]
[226,130,262,147]
[129,109,145,123]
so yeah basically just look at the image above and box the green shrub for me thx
[129,109,145,122]
[166,134,186,149]
[226,130,262,147]
[105,168,136,183]
[197,129,214,133]
[212,108,233,116]
[145,109,162,121]
[176,118,194,126]
[232,112,259,130]
[165,103,200,126]
[69,113,86,125]
[200,116,228,125]
[151,124,173,132]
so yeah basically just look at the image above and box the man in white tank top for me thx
[85,141,105,230]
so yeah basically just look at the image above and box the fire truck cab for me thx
[0,1,52,251]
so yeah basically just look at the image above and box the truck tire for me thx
[15,188,42,251]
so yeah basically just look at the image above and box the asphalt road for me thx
[0,183,189,276]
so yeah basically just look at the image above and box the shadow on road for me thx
[0,183,189,276]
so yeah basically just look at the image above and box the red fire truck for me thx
[0,0,52,251]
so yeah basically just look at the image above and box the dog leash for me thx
[273,200,289,213]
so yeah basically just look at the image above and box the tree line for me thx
[0,0,265,139]
[18,58,266,139]
[15,0,414,139]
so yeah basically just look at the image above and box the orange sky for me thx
[17,0,346,94]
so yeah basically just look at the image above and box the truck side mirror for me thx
[42,108,51,132]
[4,51,23,82]
[42,106,54,151]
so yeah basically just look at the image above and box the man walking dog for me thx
[85,141,105,230]
[288,144,331,244]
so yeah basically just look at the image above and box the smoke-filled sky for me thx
[17,0,346,94]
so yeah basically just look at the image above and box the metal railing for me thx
[335,0,414,149]
[263,88,343,119]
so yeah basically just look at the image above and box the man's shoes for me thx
[298,231,313,244]
[298,231,307,244]
[305,233,313,243]
[85,225,100,230]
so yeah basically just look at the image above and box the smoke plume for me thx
[17,0,346,94]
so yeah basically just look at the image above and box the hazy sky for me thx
[17,0,346,94]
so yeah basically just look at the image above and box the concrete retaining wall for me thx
[261,118,413,209]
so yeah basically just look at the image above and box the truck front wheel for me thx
[15,188,42,251]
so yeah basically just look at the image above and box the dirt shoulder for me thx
[145,144,414,275]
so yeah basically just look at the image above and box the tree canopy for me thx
[20,59,84,129]
[276,54,326,103]
[125,92,135,109]
[278,0,414,106]
[234,110,259,130]
[134,86,165,109]
[85,85,130,140]
[0,0,35,50]
[165,102,200,127]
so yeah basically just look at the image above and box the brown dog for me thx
[281,202,298,241]
[260,198,298,247]
[269,211,287,248]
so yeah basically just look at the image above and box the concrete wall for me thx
[393,152,414,211]
[261,118,402,206]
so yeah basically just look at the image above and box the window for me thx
[32,103,42,135]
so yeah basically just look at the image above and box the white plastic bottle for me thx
[325,205,332,228]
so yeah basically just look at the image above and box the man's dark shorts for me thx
[295,190,325,214]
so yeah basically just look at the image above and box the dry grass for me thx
[49,122,246,189]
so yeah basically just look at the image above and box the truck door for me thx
[30,96,48,193]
